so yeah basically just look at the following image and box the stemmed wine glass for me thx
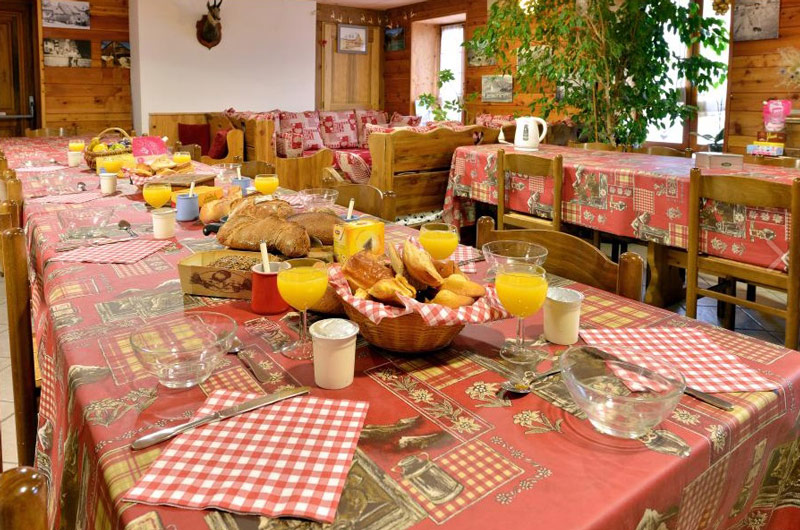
[276,262,329,360]
[495,262,549,366]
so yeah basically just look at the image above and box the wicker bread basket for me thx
[84,127,132,170]
[342,302,464,353]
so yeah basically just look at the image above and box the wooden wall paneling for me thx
[40,0,132,134]
[320,23,383,110]
[410,22,440,109]
[726,0,800,154]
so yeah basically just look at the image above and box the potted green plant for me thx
[417,69,464,122]
[467,0,729,146]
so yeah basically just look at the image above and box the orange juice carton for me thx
[334,219,385,262]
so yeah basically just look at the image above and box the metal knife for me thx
[583,347,735,411]
[130,386,311,450]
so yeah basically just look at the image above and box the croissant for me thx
[288,212,342,245]
[403,240,443,287]
[342,250,394,291]
[440,273,486,298]
[216,215,310,257]
[368,275,416,306]
[429,289,474,309]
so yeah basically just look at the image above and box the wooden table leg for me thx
[646,242,685,308]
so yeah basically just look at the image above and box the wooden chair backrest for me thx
[24,127,77,138]
[173,142,201,161]
[644,146,692,158]
[240,160,275,178]
[1,228,37,466]
[332,183,397,221]
[743,154,800,169]
[476,216,644,301]
[497,151,563,230]
[200,129,244,165]
[568,141,618,152]
[0,467,48,529]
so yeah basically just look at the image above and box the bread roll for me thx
[341,250,393,291]
[288,212,342,245]
[440,273,486,298]
[199,198,232,224]
[230,196,294,219]
[429,290,474,308]
[368,275,416,306]
[216,215,310,257]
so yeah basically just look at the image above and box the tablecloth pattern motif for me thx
[3,137,800,530]
[443,144,799,271]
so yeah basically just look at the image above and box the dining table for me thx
[2,136,800,530]
[442,144,800,307]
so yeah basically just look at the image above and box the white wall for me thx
[130,0,317,133]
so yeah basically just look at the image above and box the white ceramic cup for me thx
[99,174,117,195]
[543,287,584,346]
[67,151,82,168]
[151,208,176,239]
[309,319,359,390]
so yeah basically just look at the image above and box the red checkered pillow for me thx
[355,110,388,148]
[389,112,422,127]
[277,132,303,158]
[476,113,514,128]
[334,151,371,184]
[279,111,324,151]
[318,110,358,149]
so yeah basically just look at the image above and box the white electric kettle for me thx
[513,117,548,151]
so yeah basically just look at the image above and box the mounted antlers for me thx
[196,0,223,49]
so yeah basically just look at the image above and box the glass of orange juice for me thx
[495,262,548,365]
[68,139,85,152]
[143,182,172,209]
[419,223,459,260]
[173,151,192,164]
[277,263,329,360]
[254,174,279,198]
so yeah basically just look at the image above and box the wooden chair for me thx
[0,465,47,529]
[1,228,37,466]
[686,169,800,349]
[630,146,693,158]
[496,151,563,231]
[568,141,619,152]
[24,127,77,138]
[744,154,800,169]
[200,129,244,165]
[173,142,201,161]
[477,216,645,301]
[329,180,397,222]
[240,160,275,178]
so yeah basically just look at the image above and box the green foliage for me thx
[467,0,729,145]
[418,69,464,122]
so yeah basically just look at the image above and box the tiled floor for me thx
[0,250,790,469]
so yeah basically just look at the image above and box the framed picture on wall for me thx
[101,41,131,68]
[482,75,513,103]
[338,24,368,54]
[733,0,780,41]
[43,38,91,68]
[42,0,90,30]
[385,27,405,52]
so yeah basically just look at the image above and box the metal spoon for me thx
[77,181,87,192]
[500,367,562,395]
[227,336,243,354]
[117,220,137,237]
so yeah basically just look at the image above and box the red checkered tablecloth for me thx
[49,238,171,264]
[125,391,368,522]
[580,327,778,393]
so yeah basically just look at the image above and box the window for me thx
[645,0,729,147]
[439,24,464,122]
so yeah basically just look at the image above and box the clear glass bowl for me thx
[559,346,685,438]
[57,207,118,239]
[299,188,339,211]
[130,311,237,388]
[482,240,548,279]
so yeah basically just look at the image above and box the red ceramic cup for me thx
[250,262,290,314]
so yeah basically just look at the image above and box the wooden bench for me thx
[148,112,245,165]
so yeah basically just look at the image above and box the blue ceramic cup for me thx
[175,194,200,222]
[232,177,252,196]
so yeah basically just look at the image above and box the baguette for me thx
[216,215,310,257]
[229,196,294,219]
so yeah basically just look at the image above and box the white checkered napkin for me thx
[15,165,66,173]
[329,264,509,326]
[580,328,777,393]
[125,391,369,523]
[27,191,102,204]
[406,238,481,273]
[50,238,171,264]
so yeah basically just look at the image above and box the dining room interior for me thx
[2,0,800,529]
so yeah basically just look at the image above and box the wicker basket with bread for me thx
[328,241,509,353]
